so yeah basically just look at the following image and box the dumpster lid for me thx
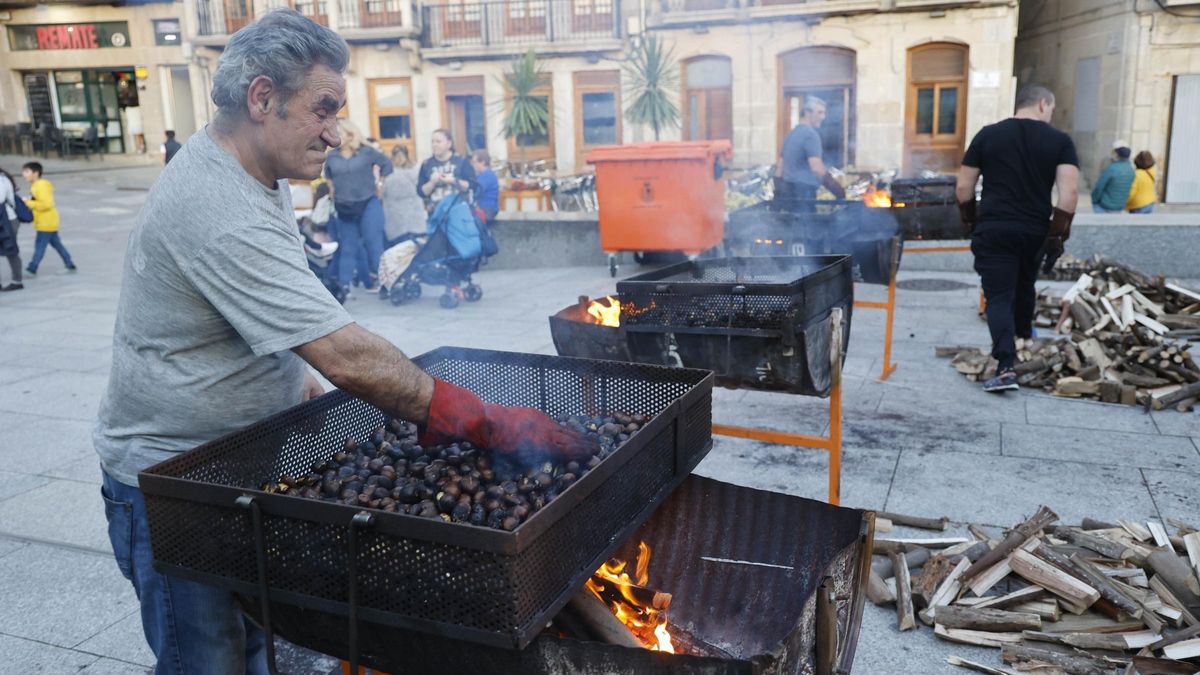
[586,140,733,164]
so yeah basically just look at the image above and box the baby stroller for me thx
[380,193,495,309]
[298,215,345,304]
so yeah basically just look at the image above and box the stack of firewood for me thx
[870,508,1200,674]
[939,260,1200,411]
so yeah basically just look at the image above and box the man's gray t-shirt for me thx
[780,124,823,187]
[94,127,353,486]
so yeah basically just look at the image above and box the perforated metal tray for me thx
[139,347,713,650]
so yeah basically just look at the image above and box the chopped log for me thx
[1059,527,1131,560]
[868,569,895,606]
[920,558,973,625]
[1083,518,1119,531]
[1129,655,1198,675]
[1148,622,1200,651]
[1010,549,1101,607]
[1055,377,1102,397]
[567,588,642,648]
[1000,643,1127,674]
[934,624,1024,648]
[877,510,949,531]
[875,517,894,533]
[1022,629,1160,651]
[1120,519,1154,543]
[1149,575,1200,626]
[1044,612,1146,634]
[873,545,930,578]
[1161,637,1200,659]
[1135,314,1170,336]
[960,506,1059,585]
[913,554,955,610]
[1147,550,1200,600]
[877,537,970,549]
[943,656,1015,674]
[1147,521,1173,549]
[931,606,1042,632]
[1183,532,1200,586]
[937,345,983,358]
[1166,283,1200,304]
[1069,553,1145,617]
[1152,381,1200,410]
[891,551,916,631]
[972,586,1047,611]
[1010,599,1061,622]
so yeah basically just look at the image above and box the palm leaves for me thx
[501,49,551,157]
[623,36,680,141]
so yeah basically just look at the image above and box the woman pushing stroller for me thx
[324,119,391,295]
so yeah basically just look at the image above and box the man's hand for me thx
[302,369,325,402]
[958,199,977,236]
[1041,236,1064,273]
[420,379,598,459]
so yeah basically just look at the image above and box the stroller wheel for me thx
[439,293,460,309]
[403,280,422,300]
[389,285,408,306]
[464,284,483,302]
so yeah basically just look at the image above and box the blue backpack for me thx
[12,194,33,223]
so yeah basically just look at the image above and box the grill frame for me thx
[138,347,714,650]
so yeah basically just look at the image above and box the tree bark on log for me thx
[960,506,1059,584]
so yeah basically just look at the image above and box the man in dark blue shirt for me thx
[956,84,1079,393]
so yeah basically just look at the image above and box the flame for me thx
[586,541,676,653]
[863,188,892,208]
[587,296,621,328]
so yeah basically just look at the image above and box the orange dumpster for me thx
[586,140,732,256]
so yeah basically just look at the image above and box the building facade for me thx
[1014,0,1200,203]
[0,0,203,156]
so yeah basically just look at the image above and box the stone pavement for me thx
[0,162,1197,674]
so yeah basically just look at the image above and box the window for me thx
[369,78,415,158]
[293,0,330,25]
[904,42,969,174]
[777,46,856,169]
[442,76,487,153]
[153,19,181,46]
[507,0,547,36]
[572,0,613,33]
[440,0,482,40]
[224,0,251,34]
[507,76,554,163]
[574,70,621,169]
[682,56,732,142]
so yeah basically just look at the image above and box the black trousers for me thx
[971,229,1046,371]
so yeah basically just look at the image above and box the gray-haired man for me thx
[93,10,591,672]
[777,96,846,211]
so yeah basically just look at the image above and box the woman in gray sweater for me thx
[324,119,391,292]
[382,145,427,246]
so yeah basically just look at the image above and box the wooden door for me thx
[904,43,968,175]
[224,0,251,33]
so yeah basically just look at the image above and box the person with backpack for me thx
[0,167,30,291]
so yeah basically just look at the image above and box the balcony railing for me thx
[196,0,413,36]
[422,0,620,50]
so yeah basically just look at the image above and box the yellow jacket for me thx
[25,178,60,232]
[1126,167,1156,211]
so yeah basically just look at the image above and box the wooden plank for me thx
[1022,629,1160,651]
[877,511,949,531]
[1106,283,1135,300]
[867,569,894,606]
[972,586,1046,611]
[1162,637,1200,659]
[1119,519,1154,542]
[1148,521,1173,549]
[934,624,1023,649]
[1042,612,1146,634]
[960,506,1059,585]
[920,557,972,625]
[1009,599,1060,622]
[1184,532,1200,590]
[1129,655,1198,675]
[891,551,916,631]
[1166,283,1200,304]
[931,606,1041,632]
[943,656,1015,675]
[1009,549,1100,607]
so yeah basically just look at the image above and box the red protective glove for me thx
[420,379,597,459]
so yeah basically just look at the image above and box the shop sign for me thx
[6,21,130,51]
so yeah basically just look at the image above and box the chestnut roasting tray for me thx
[139,347,714,650]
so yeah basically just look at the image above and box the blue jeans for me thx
[1092,205,1122,214]
[1130,203,1154,214]
[360,197,385,284]
[102,471,270,675]
[27,230,74,271]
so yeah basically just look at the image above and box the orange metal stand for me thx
[712,309,846,505]
[851,239,905,382]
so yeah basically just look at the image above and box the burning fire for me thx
[587,296,622,328]
[863,187,892,208]
[586,541,676,653]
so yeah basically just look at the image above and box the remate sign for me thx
[6,22,130,51]
[37,24,99,50]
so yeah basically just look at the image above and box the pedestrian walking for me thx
[471,149,499,225]
[956,84,1079,393]
[1091,141,1134,213]
[93,10,593,674]
[417,128,475,209]
[22,161,77,276]
[161,130,183,165]
[775,95,845,212]
[381,144,427,246]
[1126,150,1157,214]
[0,168,24,291]
[324,118,391,293]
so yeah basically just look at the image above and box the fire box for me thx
[587,141,733,256]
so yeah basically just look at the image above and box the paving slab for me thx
[845,413,1001,456]
[74,611,154,668]
[0,544,137,648]
[41,453,104,485]
[0,469,53,503]
[1143,467,1200,523]
[0,478,112,553]
[11,345,112,374]
[1002,422,1200,471]
[855,601,1001,675]
[0,370,110,421]
[1149,409,1200,438]
[0,364,44,386]
[77,658,150,674]
[694,436,898,511]
[876,382,1027,425]
[886,450,1160,526]
[0,632,100,673]
[1024,395,1158,434]
[0,535,29,560]
[0,411,99,475]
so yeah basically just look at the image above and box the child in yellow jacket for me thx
[1126,151,1157,214]
[21,161,76,275]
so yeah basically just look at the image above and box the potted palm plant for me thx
[500,49,551,171]
[623,35,680,141]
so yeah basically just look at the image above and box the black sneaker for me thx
[0,283,23,291]
[982,370,1019,393]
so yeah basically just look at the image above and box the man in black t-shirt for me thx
[161,130,182,165]
[956,85,1079,392]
